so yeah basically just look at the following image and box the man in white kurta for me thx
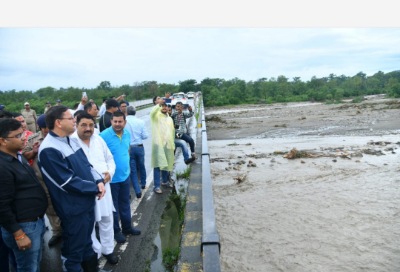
[71,112,119,265]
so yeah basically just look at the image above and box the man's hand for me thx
[103,172,111,183]
[14,230,32,251]
[32,142,40,154]
[97,182,106,200]
[188,105,193,111]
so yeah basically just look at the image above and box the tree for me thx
[178,79,197,93]
[97,81,111,90]
[36,87,56,98]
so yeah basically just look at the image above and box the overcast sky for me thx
[1,28,399,91]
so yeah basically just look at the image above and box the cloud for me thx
[1,28,399,91]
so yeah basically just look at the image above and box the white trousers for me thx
[91,214,115,258]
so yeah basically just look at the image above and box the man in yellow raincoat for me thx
[150,98,175,194]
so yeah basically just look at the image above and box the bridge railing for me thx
[130,98,153,109]
[200,99,221,272]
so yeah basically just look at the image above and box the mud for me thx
[206,96,400,272]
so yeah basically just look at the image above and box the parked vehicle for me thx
[187,92,195,99]
[171,92,189,108]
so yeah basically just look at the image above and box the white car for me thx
[187,92,195,99]
[171,92,189,108]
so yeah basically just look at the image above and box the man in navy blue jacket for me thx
[38,106,106,272]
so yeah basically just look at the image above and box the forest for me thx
[1,70,400,114]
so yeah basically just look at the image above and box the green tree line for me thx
[1,70,400,114]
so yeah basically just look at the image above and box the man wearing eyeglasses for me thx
[0,118,48,272]
[22,114,63,248]
[38,105,106,272]
[72,112,119,265]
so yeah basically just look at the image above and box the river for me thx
[207,101,400,272]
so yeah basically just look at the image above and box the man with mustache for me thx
[72,112,118,265]
[100,111,141,244]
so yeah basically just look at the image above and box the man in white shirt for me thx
[71,112,119,265]
[98,98,107,117]
[124,106,149,198]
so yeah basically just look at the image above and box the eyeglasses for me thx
[59,117,74,121]
[6,133,23,139]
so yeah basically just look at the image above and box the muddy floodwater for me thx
[206,97,400,272]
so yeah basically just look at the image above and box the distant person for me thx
[56,99,62,106]
[44,101,52,113]
[21,102,38,133]
[13,113,34,163]
[100,111,141,244]
[125,106,149,197]
[22,114,63,247]
[164,92,172,107]
[99,99,120,132]
[72,113,119,265]
[167,106,195,165]
[171,101,196,159]
[119,100,129,116]
[38,105,106,272]
[0,118,48,272]
[99,98,107,117]
[150,101,175,194]
[84,101,100,132]
[84,102,100,119]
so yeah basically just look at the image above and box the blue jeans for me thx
[153,168,169,189]
[110,178,132,233]
[174,139,190,161]
[1,218,45,272]
[129,146,147,193]
[0,227,16,272]
[180,133,195,153]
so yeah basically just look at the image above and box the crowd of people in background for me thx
[0,92,196,272]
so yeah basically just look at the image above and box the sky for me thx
[1,28,399,92]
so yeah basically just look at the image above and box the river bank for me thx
[206,97,400,272]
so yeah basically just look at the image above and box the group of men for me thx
[0,94,196,271]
